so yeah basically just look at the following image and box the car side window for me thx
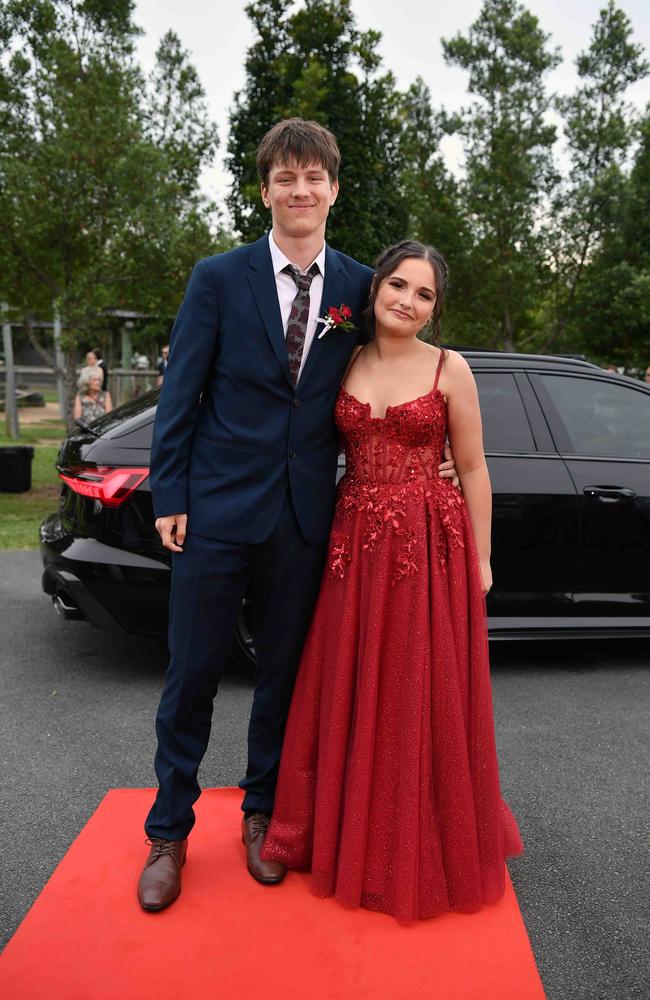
[540,375,650,459]
[474,373,536,453]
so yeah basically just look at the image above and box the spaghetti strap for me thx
[341,345,366,388]
[433,348,445,390]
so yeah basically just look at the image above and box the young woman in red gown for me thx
[261,241,523,923]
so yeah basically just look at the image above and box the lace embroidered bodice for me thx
[330,370,465,585]
[335,386,448,486]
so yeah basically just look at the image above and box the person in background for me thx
[131,352,150,397]
[131,352,150,370]
[94,348,109,390]
[85,348,109,390]
[73,366,112,423]
[157,345,169,386]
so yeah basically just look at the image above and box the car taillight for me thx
[59,466,149,507]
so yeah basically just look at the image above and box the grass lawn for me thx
[14,385,61,404]
[40,388,61,404]
[0,442,61,549]
[9,424,66,441]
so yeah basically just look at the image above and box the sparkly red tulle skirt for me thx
[262,475,524,924]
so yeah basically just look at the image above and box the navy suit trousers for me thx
[145,492,329,840]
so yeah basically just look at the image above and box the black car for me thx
[40,351,650,668]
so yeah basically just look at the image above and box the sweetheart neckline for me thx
[339,385,447,422]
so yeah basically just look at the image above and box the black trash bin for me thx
[0,446,35,493]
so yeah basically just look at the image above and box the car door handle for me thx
[583,485,636,502]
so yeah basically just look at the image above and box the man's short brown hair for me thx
[256,118,341,187]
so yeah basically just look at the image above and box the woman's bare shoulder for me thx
[441,348,470,370]
[442,349,475,380]
[440,349,478,402]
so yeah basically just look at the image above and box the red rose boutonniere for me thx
[317,303,355,339]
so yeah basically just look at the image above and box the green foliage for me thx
[625,114,650,268]
[143,30,219,197]
[399,78,474,343]
[441,0,560,350]
[227,0,649,362]
[567,111,650,366]
[227,0,409,264]
[2,0,648,371]
[0,1,228,384]
[548,0,649,356]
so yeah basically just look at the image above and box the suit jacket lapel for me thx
[248,235,293,388]
[298,245,347,390]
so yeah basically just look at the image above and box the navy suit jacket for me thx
[150,234,373,544]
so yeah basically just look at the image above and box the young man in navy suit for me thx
[137,119,456,911]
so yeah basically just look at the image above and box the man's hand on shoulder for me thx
[156,513,187,552]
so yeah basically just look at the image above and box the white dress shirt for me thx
[268,229,326,382]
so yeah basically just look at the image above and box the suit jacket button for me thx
[292,398,301,407]
[289,449,296,459]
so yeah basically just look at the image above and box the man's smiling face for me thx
[261,160,338,240]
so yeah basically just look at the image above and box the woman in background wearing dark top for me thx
[86,348,109,390]
[157,345,169,386]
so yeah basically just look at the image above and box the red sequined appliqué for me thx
[329,387,464,581]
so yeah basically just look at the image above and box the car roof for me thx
[453,348,601,372]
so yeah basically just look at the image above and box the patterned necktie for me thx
[283,262,320,385]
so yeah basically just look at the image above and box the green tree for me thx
[547,2,648,357]
[129,29,225,319]
[567,112,650,366]
[399,77,475,344]
[442,0,560,350]
[143,30,219,198]
[625,112,650,271]
[0,1,225,420]
[227,0,409,264]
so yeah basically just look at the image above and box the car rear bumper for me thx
[40,514,170,635]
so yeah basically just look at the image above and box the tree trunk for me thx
[2,306,20,439]
[503,305,515,353]
[64,357,78,433]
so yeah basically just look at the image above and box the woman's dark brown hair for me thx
[362,241,449,344]
[256,118,341,187]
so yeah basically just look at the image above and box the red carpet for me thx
[1,789,545,999]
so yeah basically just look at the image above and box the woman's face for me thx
[86,351,98,366]
[373,257,436,339]
[89,375,102,392]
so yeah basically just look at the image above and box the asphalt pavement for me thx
[1,550,648,999]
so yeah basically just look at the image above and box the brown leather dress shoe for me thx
[242,813,287,885]
[137,837,188,912]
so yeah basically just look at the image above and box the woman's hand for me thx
[479,559,492,595]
